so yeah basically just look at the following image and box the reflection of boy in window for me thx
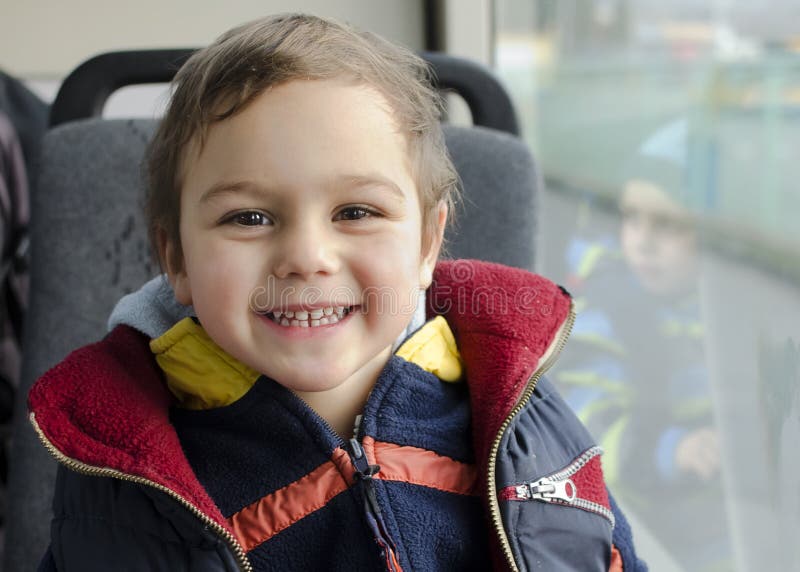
[619,179,698,300]
[557,120,731,571]
[619,169,720,483]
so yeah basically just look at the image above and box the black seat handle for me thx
[50,49,519,135]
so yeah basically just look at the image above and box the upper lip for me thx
[262,303,358,313]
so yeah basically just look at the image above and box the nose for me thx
[625,215,657,256]
[271,218,340,280]
[637,219,662,256]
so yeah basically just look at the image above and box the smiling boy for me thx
[30,14,645,572]
[169,80,444,437]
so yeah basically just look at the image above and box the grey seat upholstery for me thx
[3,113,539,569]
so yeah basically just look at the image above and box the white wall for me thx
[1,0,425,79]
[442,0,492,65]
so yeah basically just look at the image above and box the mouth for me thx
[262,305,357,328]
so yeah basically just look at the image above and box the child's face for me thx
[620,180,698,297]
[166,79,445,395]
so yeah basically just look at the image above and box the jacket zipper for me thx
[296,404,401,572]
[30,413,253,572]
[348,436,402,572]
[505,446,616,527]
[485,301,576,572]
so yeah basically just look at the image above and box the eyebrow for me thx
[198,174,407,204]
[199,181,271,205]
[336,174,406,203]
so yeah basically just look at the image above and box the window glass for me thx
[494,1,800,570]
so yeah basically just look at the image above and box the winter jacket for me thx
[30,260,646,571]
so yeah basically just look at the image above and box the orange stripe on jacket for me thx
[228,440,477,553]
[228,448,352,552]
[362,436,478,496]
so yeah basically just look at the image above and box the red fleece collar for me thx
[28,260,570,531]
[428,260,571,469]
[28,323,230,530]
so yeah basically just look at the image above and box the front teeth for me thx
[267,306,352,327]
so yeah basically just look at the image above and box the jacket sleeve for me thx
[609,491,649,571]
[38,546,58,572]
[47,465,241,572]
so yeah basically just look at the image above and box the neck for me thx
[292,345,392,439]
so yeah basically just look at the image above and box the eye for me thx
[226,211,272,227]
[652,214,693,236]
[334,206,376,221]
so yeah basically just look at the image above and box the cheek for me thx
[363,222,424,269]
[352,233,424,315]
[620,224,638,257]
[185,243,267,303]
[663,235,698,269]
[360,243,420,290]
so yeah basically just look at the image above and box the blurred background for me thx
[493,2,800,570]
[2,1,799,570]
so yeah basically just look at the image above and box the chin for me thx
[274,368,352,394]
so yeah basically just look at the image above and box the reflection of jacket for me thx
[559,251,711,486]
[30,260,645,571]
[560,247,730,570]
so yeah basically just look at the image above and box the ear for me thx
[157,228,193,306]
[419,201,448,289]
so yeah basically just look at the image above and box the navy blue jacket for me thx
[30,260,646,571]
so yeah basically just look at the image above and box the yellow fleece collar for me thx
[149,318,261,410]
[394,316,464,383]
[150,315,463,410]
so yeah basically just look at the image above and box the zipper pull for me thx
[515,476,577,503]
[352,414,363,440]
[349,438,380,479]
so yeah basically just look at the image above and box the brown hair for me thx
[146,13,458,269]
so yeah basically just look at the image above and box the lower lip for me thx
[255,308,357,339]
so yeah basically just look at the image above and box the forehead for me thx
[180,79,415,199]
[621,179,688,218]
